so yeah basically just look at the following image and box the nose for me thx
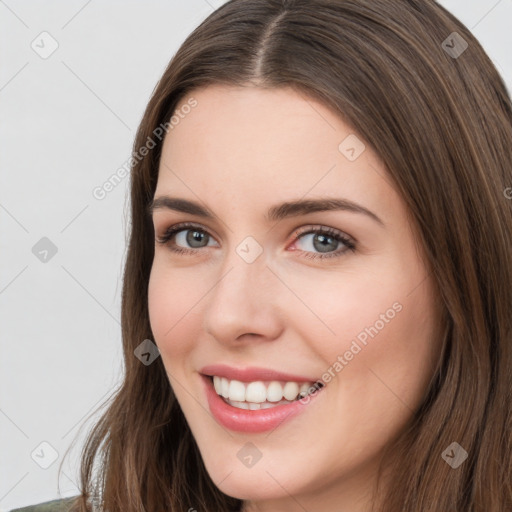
[202,252,284,346]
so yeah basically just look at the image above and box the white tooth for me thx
[283,382,300,401]
[221,377,230,398]
[245,381,267,403]
[228,379,246,401]
[299,382,311,398]
[213,376,222,395]
[266,381,284,402]
[228,399,250,410]
[248,402,261,410]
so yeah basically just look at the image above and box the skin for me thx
[148,84,443,512]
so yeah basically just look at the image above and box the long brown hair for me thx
[64,1,512,510]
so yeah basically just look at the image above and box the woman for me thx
[14,0,512,510]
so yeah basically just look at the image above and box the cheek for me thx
[324,263,439,418]
[147,260,208,359]
[275,258,412,359]
[281,253,438,397]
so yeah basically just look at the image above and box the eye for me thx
[155,222,218,255]
[155,222,356,260]
[290,226,356,260]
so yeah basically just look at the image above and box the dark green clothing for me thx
[9,497,78,512]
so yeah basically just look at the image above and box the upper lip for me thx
[200,364,320,383]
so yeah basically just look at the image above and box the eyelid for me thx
[291,225,355,245]
[155,221,219,244]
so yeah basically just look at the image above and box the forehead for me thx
[156,84,397,220]
[165,84,351,171]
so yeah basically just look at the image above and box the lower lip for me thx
[201,374,323,433]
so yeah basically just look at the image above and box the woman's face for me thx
[148,84,442,511]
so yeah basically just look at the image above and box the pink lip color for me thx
[201,374,323,433]
[200,364,320,383]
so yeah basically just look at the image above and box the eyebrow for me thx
[148,196,384,227]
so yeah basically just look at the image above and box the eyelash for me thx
[155,222,356,260]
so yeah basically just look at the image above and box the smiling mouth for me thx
[207,375,324,410]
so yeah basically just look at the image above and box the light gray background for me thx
[1,1,511,509]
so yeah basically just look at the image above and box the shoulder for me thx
[9,496,79,512]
